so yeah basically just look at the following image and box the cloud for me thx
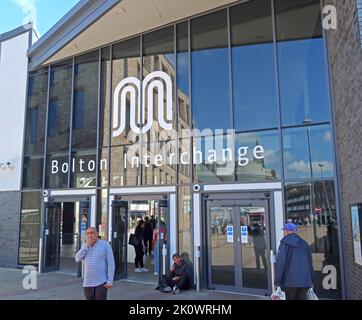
[12,0,39,36]
[287,160,334,174]
[287,161,310,173]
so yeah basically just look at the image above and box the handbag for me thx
[271,286,286,300]
[128,233,140,246]
[307,287,318,300]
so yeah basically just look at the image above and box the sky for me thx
[0,0,80,37]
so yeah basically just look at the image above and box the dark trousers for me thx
[144,239,152,255]
[282,287,308,300]
[254,249,267,269]
[134,245,144,268]
[162,273,191,290]
[83,283,108,300]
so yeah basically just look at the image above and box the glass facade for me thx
[21,0,341,299]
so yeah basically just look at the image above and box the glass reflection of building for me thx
[19,0,342,299]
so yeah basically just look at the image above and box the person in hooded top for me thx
[275,223,314,300]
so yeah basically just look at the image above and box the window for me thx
[30,108,39,144]
[73,90,84,129]
[48,101,57,137]
[275,0,331,126]
[231,0,278,131]
[191,10,231,132]
[72,51,99,150]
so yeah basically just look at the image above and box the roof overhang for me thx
[28,0,241,70]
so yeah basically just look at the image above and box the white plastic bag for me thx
[307,288,318,300]
[271,286,286,300]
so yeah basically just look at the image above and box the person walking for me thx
[75,227,115,300]
[143,216,153,256]
[275,223,314,300]
[134,220,148,272]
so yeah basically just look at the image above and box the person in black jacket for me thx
[143,216,153,256]
[159,253,193,295]
[275,223,314,300]
[134,220,148,272]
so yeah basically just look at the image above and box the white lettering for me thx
[61,162,68,174]
[51,160,58,174]
[88,160,96,172]
[154,154,163,167]
[79,159,85,172]
[253,145,265,160]
[207,150,216,163]
[193,149,202,165]
[238,147,249,166]
[22,266,37,290]
[131,156,140,168]
[100,159,108,171]
[323,5,337,30]
[322,265,337,290]
[222,148,232,162]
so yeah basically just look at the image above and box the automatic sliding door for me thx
[44,202,61,272]
[112,201,128,280]
[208,201,236,288]
[207,196,272,294]
[237,201,270,291]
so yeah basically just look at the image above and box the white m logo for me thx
[113,71,173,136]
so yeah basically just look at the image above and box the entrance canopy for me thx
[28,0,240,69]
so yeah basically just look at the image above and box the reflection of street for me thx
[210,234,267,269]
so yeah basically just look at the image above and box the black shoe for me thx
[160,286,172,293]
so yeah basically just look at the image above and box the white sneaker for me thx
[140,268,149,272]
[135,268,142,273]
[154,272,158,276]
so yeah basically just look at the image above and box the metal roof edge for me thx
[28,0,120,69]
[0,23,33,43]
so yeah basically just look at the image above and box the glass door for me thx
[208,202,236,288]
[207,197,271,294]
[157,200,168,280]
[44,202,61,272]
[236,200,270,292]
[112,200,128,280]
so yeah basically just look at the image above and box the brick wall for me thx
[0,191,21,268]
[324,0,362,300]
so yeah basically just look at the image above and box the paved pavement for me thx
[0,267,267,300]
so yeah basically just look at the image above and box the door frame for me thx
[43,202,61,273]
[205,195,272,296]
[40,189,96,274]
[109,193,173,281]
[112,200,128,280]
[109,186,177,269]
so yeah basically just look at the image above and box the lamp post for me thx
[318,163,332,220]
[303,119,317,251]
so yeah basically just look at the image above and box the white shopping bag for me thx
[307,288,318,300]
[271,286,286,300]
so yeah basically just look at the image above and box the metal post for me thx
[270,249,276,290]
[162,244,167,276]
[195,245,200,292]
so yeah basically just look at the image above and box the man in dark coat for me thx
[159,253,193,295]
[275,223,314,300]
[143,216,153,255]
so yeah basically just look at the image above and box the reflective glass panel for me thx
[231,0,278,131]
[191,10,231,132]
